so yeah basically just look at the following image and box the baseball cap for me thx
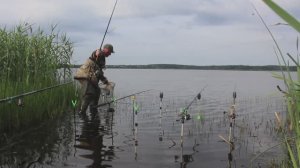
[103,44,114,53]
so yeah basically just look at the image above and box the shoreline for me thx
[70,64,297,71]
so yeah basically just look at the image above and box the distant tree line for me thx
[71,64,297,71]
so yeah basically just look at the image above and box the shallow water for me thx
[0,69,289,167]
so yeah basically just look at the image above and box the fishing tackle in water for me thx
[93,89,151,110]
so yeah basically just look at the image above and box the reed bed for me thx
[0,23,76,133]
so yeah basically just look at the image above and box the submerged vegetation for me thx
[0,23,76,134]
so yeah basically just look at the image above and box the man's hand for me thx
[95,49,100,57]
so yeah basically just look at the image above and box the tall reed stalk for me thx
[0,23,76,133]
[257,0,300,167]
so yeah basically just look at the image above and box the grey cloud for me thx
[1,0,298,66]
[38,7,121,45]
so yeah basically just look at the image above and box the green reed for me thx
[0,23,77,133]
[257,1,300,167]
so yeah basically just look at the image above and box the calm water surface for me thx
[0,69,289,168]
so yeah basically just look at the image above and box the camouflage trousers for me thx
[79,80,100,114]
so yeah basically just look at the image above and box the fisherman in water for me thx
[74,44,114,115]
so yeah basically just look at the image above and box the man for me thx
[74,44,114,115]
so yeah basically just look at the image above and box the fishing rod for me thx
[94,89,152,108]
[185,93,201,113]
[99,0,118,50]
[0,81,73,104]
[183,85,207,112]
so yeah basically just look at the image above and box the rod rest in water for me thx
[228,92,237,165]
[176,92,201,150]
[159,92,164,141]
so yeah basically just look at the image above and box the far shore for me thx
[69,64,296,71]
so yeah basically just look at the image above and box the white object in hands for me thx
[99,82,115,103]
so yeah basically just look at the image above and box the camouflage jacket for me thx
[74,50,108,84]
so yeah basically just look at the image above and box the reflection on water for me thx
[75,108,115,168]
[174,145,195,168]
[0,113,74,167]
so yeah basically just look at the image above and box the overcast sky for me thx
[0,0,299,65]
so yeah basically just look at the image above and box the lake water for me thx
[0,69,289,168]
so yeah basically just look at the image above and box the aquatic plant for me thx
[0,23,76,133]
[257,0,300,167]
